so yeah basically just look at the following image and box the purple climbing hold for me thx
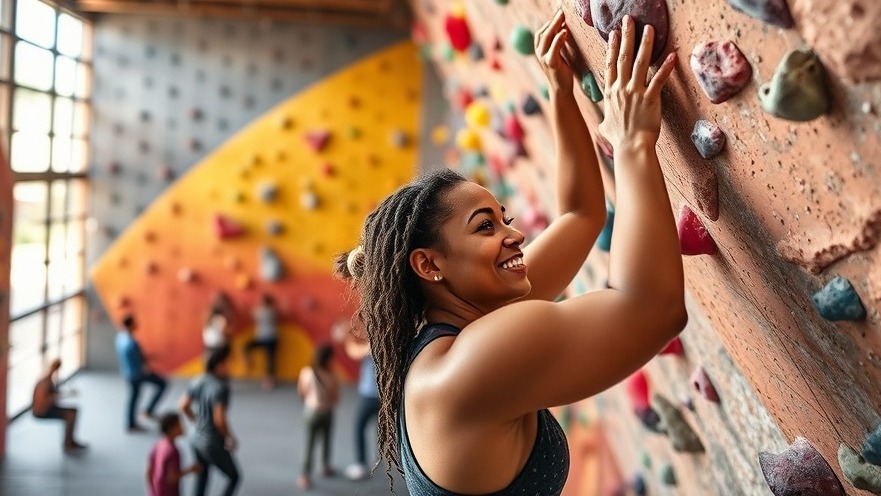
[690,366,720,403]
[759,437,846,496]
[812,276,866,322]
[690,40,752,104]
[862,423,881,465]
[726,0,793,28]
[691,120,727,159]
[586,0,670,64]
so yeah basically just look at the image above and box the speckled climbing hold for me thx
[177,268,196,283]
[690,366,720,403]
[431,125,450,145]
[660,463,677,486]
[266,220,283,237]
[304,129,332,153]
[759,50,830,122]
[391,130,410,148]
[444,4,472,52]
[678,205,717,256]
[812,276,866,321]
[660,336,684,355]
[301,190,320,210]
[863,424,881,465]
[726,0,793,28]
[465,102,491,128]
[456,128,482,152]
[652,394,705,453]
[631,473,647,496]
[691,120,727,159]
[259,246,284,282]
[595,201,615,251]
[580,71,603,103]
[214,214,245,240]
[760,437,845,496]
[468,42,484,61]
[587,0,670,64]
[521,95,541,116]
[257,181,278,203]
[690,41,752,104]
[510,26,534,55]
[839,443,881,494]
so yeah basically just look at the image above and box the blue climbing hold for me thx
[522,95,541,116]
[862,424,881,466]
[596,202,614,252]
[632,473,647,496]
[812,276,866,321]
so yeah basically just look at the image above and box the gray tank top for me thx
[398,323,570,495]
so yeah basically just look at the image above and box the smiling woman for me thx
[335,10,686,496]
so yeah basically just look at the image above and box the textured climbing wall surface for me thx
[87,16,444,379]
[0,145,11,456]
[411,0,881,494]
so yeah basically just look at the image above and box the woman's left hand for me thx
[535,10,575,95]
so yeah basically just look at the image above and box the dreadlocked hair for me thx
[334,168,466,491]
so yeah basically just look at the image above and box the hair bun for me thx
[346,246,365,279]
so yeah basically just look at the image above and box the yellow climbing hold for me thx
[456,128,483,152]
[465,101,491,128]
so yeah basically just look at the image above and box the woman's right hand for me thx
[598,15,676,151]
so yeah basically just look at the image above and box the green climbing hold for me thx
[540,85,550,101]
[495,0,509,4]
[419,44,433,61]
[510,26,534,56]
[839,443,881,493]
[640,451,652,469]
[660,463,677,486]
[580,71,603,102]
[440,42,455,62]
[759,50,830,122]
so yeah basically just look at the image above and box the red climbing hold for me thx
[690,41,752,104]
[444,8,472,52]
[659,336,684,356]
[677,205,717,256]
[625,369,650,411]
[304,129,332,153]
[213,214,246,240]
[759,437,846,496]
[504,114,525,142]
[690,366,719,402]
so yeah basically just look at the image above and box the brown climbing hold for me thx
[652,393,705,453]
[760,437,845,495]
[143,231,157,243]
[690,366,720,403]
[144,261,159,275]
[759,50,830,122]
[278,115,294,130]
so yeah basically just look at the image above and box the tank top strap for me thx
[406,323,461,367]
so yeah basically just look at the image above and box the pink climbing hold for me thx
[677,205,717,256]
[659,336,684,356]
[759,437,846,496]
[690,40,752,104]
[304,129,332,153]
[625,369,650,411]
[504,114,525,142]
[213,214,246,240]
[586,0,670,64]
[690,366,719,402]
[574,0,593,26]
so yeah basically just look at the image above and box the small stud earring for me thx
[433,274,442,282]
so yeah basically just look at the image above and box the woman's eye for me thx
[478,219,494,231]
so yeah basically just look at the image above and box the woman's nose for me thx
[504,228,525,247]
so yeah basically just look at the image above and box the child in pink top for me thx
[147,413,201,496]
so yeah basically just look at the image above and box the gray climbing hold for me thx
[726,0,793,28]
[266,220,284,236]
[257,181,278,204]
[691,120,726,158]
[522,95,541,116]
[652,394,705,453]
[839,443,881,494]
[468,42,484,61]
[580,71,603,103]
[760,437,845,495]
[390,130,410,148]
[259,246,284,282]
[812,276,866,321]
[660,463,677,486]
[863,424,881,465]
[759,50,830,122]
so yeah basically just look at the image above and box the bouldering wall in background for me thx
[89,38,433,381]
[411,0,881,494]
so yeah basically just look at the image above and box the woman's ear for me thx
[409,248,440,282]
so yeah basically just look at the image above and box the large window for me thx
[1,0,91,416]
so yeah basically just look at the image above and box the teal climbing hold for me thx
[596,202,614,252]
[812,276,866,321]
[759,50,830,122]
[660,463,677,486]
[510,25,534,56]
[540,85,550,101]
[863,424,881,465]
[839,443,881,494]
[640,451,652,468]
[580,71,603,103]
[494,0,509,4]
[440,42,455,62]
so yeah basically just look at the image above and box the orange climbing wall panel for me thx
[90,41,424,381]
[412,0,881,494]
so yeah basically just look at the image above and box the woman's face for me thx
[432,182,530,310]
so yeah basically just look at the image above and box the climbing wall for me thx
[411,0,881,494]
[87,16,447,380]
[0,145,11,456]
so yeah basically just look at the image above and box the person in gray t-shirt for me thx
[180,347,239,496]
[244,294,279,390]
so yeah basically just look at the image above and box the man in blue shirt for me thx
[115,314,168,432]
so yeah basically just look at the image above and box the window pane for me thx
[11,182,48,315]
[0,84,9,146]
[62,295,83,336]
[14,41,53,91]
[12,87,51,132]
[68,179,86,217]
[15,0,56,49]
[60,334,82,377]
[57,14,83,58]
[72,101,88,137]
[9,311,44,361]
[69,137,86,172]
[63,251,83,293]
[50,179,66,218]
[52,135,71,172]
[11,131,50,172]
[65,218,83,259]
[8,353,43,416]
[74,63,90,98]
[54,97,73,137]
[55,56,76,97]
[47,222,67,300]
[0,34,11,81]
[46,302,61,349]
